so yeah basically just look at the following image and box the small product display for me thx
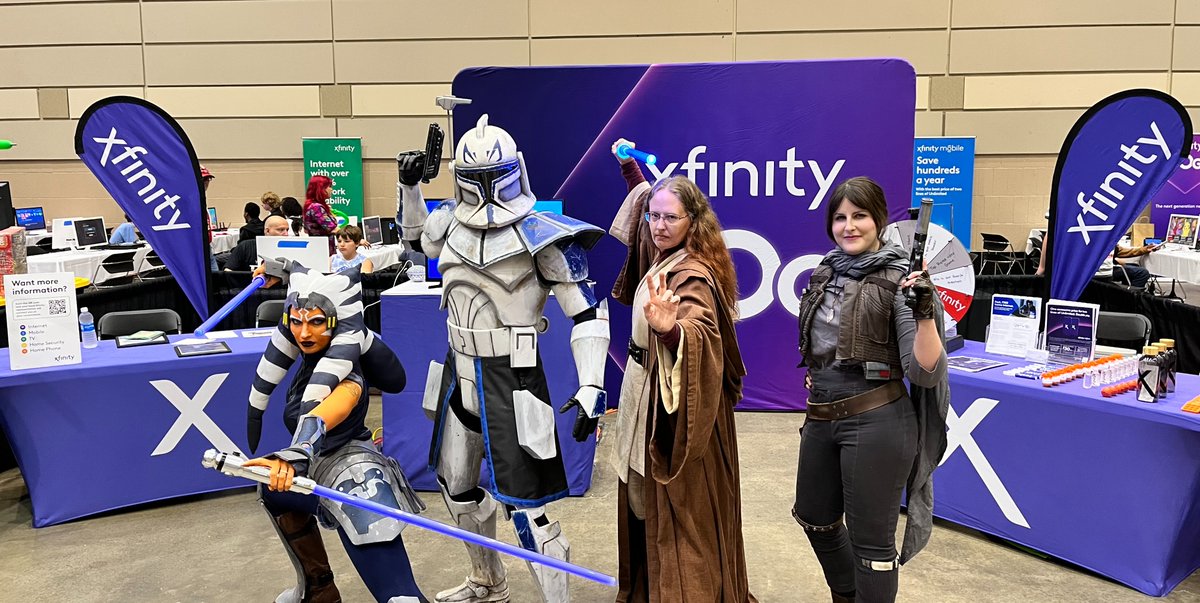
[1138,346,1162,403]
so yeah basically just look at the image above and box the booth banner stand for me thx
[1047,90,1192,301]
[913,137,975,246]
[74,97,211,319]
[303,138,364,225]
[451,59,916,410]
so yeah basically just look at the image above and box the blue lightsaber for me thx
[615,143,657,166]
[202,449,616,587]
[195,275,267,336]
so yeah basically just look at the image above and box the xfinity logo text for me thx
[92,127,192,232]
[648,145,846,209]
[941,397,1029,528]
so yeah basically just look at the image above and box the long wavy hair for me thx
[649,176,740,319]
[305,175,333,208]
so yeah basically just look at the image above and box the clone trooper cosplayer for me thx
[396,115,609,603]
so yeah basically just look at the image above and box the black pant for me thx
[793,396,918,603]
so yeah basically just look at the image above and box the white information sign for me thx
[985,294,1043,358]
[5,272,81,370]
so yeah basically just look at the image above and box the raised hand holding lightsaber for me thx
[903,199,938,321]
[612,139,658,166]
[201,449,618,587]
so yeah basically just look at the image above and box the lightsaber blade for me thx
[615,143,657,166]
[201,449,616,587]
[195,275,266,336]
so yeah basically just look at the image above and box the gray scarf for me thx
[822,243,909,280]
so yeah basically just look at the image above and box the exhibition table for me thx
[210,231,238,254]
[1140,245,1200,284]
[0,331,291,527]
[27,246,152,282]
[938,341,1200,596]
[360,243,421,272]
[378,281,596,496]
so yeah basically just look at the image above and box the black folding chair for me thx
[255,299,285,328]
[137,250,170,280]
[1096,311,1152,350]
[979,233,1021,275]
[91,251,139,289]
[97,309,183,339]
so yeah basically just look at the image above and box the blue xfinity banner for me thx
[74,97,210,319]
[1049,90,1191,300]
[913,137,974,246]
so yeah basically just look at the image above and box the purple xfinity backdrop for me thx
[451,60,916,410]
[1148,133,1200,235]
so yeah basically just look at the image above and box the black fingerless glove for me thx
[396,151,427,186]
[904,271,938,321]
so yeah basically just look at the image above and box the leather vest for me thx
[798,264,904,370]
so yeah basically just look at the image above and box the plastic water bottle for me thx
[80,307,98,348]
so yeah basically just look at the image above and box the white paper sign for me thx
[5,273,81,370]
[985,295,1042,358]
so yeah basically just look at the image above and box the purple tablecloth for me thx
[0,332,291,527]
[938,341,1200,596]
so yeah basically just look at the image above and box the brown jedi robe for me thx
[612,182,757,603]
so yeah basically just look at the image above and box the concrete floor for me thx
[1,407,1197,603]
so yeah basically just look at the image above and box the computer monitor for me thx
[257,236,330,272]
[422,200,564,283]
[380,217,399,245]
[15,207,46,231]
[73,216,107,248]
[1166,213,1199,247]
[362,216,383,245]
[207,207,218,228]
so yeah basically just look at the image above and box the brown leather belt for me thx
[806,381,905,421]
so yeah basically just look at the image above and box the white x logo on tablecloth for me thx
[941,397,1030,528]
[149,373,243,457]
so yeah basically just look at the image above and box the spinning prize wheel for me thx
[883,221,975,329]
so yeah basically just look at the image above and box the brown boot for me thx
[274,511,342,603]
[831,591,855,603]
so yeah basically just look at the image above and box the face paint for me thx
[288,307,333,355]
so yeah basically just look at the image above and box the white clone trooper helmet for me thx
[452,114,538,228]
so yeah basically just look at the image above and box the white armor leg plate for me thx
[456,352,482,416]
[436,483,509,603]
[512,507,571,603]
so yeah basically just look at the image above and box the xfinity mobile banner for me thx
[1148,133,1200,235]
[75,97,210,319]
[913,137,974,246]
[1048,90,1191,301]
[452,60,916,410]
[303,138,363,224]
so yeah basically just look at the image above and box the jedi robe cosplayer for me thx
[609,158,757,603]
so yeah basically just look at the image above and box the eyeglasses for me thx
[644,212,692,226]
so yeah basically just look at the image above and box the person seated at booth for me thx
[109,214,138,245]
[330,225,374,274]
[281,197,303,236]
[1095,241,1163,289]
[226,215,290,271]
[238,202,265,243]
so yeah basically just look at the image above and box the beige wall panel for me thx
[190,160,310,222]
[179,118,336,159]
[352,84,450,117]
[142,0,330,43]
[146,86,321,118]
[0,89,40,119]
[1172,27,1200,71]
[964,73,1170,110]
[67,87,145,118]
[531,35,733,66]
[944,110,1081,155]
[0,119,82,159]
[144,43,334,86]
[1174,73,1200,106]
[952,0,1173,28]
[336,40,528,84]
[951,27,1171,74]
[0,2,140,46]
[530,0,731,37]
[914,111,942,136]
[0,46,143,88]
[1179,2,1200,24]
[738,0,946,33]
[737,30,946,75]
[916,77,929,109]
[336,117,453,160]
[334,0,527,40]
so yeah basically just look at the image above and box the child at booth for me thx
[331,225,374,274]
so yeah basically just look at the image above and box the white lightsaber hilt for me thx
[201,449,316,495]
